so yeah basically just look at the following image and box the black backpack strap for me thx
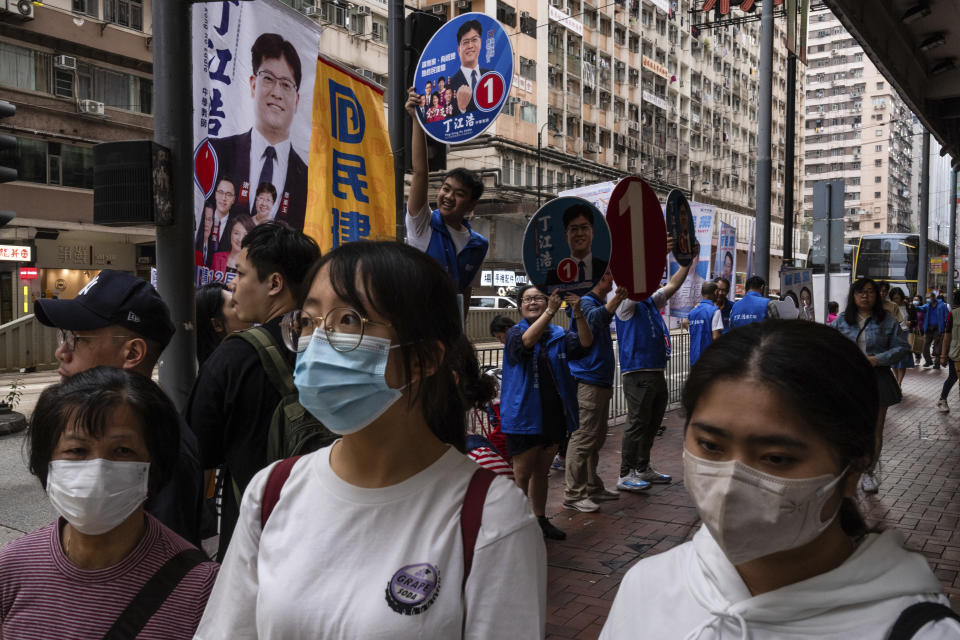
[102,548,209,640]
[226,327,296,396]
[888,602,960,640]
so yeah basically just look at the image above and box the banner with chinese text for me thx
[303,57,396,253]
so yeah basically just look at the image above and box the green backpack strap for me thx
[226,326,297,397]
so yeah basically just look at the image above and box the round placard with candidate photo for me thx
[665,189,698,266]
[522,197,612,297]
[413,13,513,144]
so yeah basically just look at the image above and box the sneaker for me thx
[937,399,950,413]
[616,473,651,492]
[551,455,565,471]
[636,467,672,484]
[924,362,934,368]
[563,498,600,513]
[589,489,620,502]
[860,472,879,494]
[538,516,566,540]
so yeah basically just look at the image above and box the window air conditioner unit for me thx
[521,10,530,18]
[613,154,620,164]
[79,99,105,116]
[550,0,562,7]
[2,0,34,20]
[432,4,446,13]
[54,55,77,70]
[628,158,638,168]
[355,5,371,14]
[304,6,321,16]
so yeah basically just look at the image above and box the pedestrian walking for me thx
[914,295,926,365]
[830,278,909,494]
[917,292,948,369]
[688,281,723,367]
[826,300,839,324]
[889,287,915,387]
[501,285,593,539]
[729,276,775,329]
[0,368,218,639]
[562,270,629,513]
[195,282,251,368]
[599,321,959,639]
[186,222,324,560]
[615,239,690,491]
[34,269,203,546]
[935,291,960,412]
[195,242,546,639]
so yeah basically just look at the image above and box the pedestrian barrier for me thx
[472,330,691,432]
[0,314,59,373]
[464,307,569,342]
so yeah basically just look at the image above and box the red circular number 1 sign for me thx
[556,258,578,283]
[475,72,505,112]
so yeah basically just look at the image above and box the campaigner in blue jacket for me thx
[729,276,776,329]
[688,281,724,366]
[916,293,949,369]
[501,285,593,540]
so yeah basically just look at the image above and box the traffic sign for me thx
[413,13,513,144]
[522,196,612,297]
[606,177,666,301]
[664,189,699,266]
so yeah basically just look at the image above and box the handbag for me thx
[908,332,922,354]
[875,366,902,406]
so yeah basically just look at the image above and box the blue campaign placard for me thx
[522,197,613,297]
[413,13,513,144]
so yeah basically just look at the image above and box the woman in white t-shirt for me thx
[195,241,546,640]
[600,320,959,640]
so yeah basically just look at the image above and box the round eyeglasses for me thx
[280,308,392,353]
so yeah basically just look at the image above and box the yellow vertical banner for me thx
[304,56,397,253]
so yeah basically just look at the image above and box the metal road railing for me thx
[471,330,692,433]
[0,314,59,373]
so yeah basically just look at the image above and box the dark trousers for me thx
[941,358,957,400]
[923,328,942,366]
[620,370,668,477]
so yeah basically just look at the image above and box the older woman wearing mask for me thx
[0,367,218,639]
[500,285,593,540]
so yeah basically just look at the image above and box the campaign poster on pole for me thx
[781,268,815,320]
[191,0,320,286]
[713,221,737,302]
[413,13,513,144]
[665,202,715,327]
[522,197,612,297]
[665,190,698,266]
[303,57,397,254]
[605,177,667,301]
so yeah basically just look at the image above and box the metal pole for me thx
[753,0,774,285]
[919,131,930,297]
[537,129,542,209]
[824,183,831,319]
[388,0,405,240]
[949,168,957,297]
[783,53,796,266]
[153,0,196,411]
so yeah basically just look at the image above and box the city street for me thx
[2,362,958,637]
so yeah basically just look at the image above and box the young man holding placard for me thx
[404,88,489,300]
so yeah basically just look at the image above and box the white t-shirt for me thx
[711,308,724,332]
[406,202,480,287]
[195,444,546,640]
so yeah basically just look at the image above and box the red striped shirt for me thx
[0,514,218,639]
[468,447,515,479]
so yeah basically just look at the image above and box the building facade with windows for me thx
[0,0,155,322]
[802,9,914,242]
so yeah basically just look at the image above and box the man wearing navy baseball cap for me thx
[35,270,203,546]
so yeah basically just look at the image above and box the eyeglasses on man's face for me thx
[56,329,128,352]
[256,70,297,94]
[281,307,392,353]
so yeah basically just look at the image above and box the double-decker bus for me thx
[853,234,949,296]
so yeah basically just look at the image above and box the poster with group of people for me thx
[191,0,321,286]
[665,202,715,327]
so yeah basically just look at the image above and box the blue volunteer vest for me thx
[688,299,718,366]
[615,297,671,373]
[500,320,580,435]
[568,292,615,387]
[729,291,769,329]
[424,210,489,291]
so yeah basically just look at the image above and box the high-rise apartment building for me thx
[802,9,913,241]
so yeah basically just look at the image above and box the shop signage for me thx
[19,267,38,280]
[0,245,31,262]
[549,6,584,36]
[641,56,668,80]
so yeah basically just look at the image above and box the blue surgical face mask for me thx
[293,330,405,435]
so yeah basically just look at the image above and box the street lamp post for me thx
[537,122,550,209]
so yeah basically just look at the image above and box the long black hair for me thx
[682,320,877,538]
[29,367,181,497]
[196,282,228,366]
[303,241,470,452]
[843,277,886,325]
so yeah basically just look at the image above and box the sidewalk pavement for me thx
[542,364,960,639]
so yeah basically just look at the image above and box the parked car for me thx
[469,296,518,310]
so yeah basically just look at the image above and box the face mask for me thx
[47,459,150,535]
[683,451,847,565]
[294,331,406,435]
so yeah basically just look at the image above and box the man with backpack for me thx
[187,222,331,560]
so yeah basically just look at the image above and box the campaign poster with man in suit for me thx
[192,0,320,285]
[414,13,513,144]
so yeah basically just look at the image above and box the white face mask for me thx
[46,459,150,536]
[683,451,847,565]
